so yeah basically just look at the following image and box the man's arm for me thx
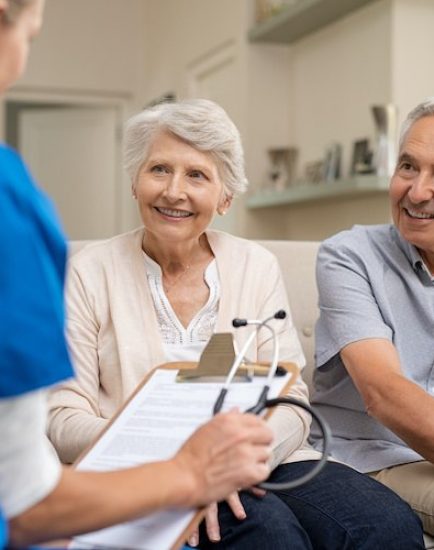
[341,338,434,463]
[8,411,273,547]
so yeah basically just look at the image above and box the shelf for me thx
[248,0,376,44]
[246,175,389,209]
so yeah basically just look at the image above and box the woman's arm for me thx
[47,265,108,463]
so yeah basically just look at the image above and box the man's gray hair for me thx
[399,96,434,150]
[3,0,35,24]
[123,98,248,196]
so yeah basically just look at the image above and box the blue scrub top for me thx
[0,509,6,550]
[0,144,74,397]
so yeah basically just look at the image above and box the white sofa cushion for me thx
[258,240,319,393]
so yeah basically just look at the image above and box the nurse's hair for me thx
[123,98,248,197]
[399,96,434,150]
[3,0,35,24]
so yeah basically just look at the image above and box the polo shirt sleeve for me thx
[315,235,392,367]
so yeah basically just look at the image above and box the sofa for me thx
[70,239,433,547]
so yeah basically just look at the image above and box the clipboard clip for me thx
[175,332,286,383]
[175,333,248,383]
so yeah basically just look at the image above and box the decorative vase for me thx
[371,104,398,177]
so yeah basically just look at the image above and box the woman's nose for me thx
[163,173,186,202]
[407,171,434,204]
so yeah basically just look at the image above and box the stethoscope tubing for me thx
[255,396,331,491]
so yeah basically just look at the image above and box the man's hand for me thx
[172,411,273,509]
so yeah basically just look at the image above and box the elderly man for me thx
[313,96,434,536]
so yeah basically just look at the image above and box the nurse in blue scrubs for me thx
[0,2,273,548]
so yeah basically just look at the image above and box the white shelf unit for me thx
[248,0,377,44]
[246,175,389,209]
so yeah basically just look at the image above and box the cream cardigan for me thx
[48,228,321,465]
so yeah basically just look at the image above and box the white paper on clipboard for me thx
[71,367,294,550]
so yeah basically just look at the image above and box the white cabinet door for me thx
[19,106,120,240]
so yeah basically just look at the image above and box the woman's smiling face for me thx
[134,130,231,246]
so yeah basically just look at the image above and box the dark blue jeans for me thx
[197,461,424,549]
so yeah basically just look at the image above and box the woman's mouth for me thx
[154,206,193,219]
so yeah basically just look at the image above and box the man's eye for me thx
[399,162,415,173]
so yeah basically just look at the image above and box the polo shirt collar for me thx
[392,225,434,282]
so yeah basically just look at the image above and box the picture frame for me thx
[351,139,373,175]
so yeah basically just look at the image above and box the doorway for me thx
[5,95,129,240]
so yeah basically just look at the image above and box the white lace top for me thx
[143,252,220,362]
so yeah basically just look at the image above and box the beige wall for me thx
[140,0,246,106]
[5,0,148,234]
[244,0,393,240]
[391,0,434,123]
[5,0,434,241]
[290,0,391,179]
[139,1,396,241]
[21,0,147,99]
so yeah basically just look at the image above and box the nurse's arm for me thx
[8,411,272,547]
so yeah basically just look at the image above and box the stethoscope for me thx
[213,310,331,491]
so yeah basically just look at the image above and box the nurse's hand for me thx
[173,410,272,509]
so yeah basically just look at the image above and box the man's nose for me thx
[407,171,434,204]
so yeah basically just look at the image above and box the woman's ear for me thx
[217,194,233,216]
[131,184,137,199]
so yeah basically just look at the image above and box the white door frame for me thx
[2,86,136,234]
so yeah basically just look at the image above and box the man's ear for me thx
[217,194,233,215]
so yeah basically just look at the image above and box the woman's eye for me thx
[189,170,207,180]
[151,164,168,175]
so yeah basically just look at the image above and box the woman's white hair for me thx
[399,96,434,150]
[123,98,248,196]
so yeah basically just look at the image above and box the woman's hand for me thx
[188,492,247,546]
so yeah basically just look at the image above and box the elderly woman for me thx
[48,99,424,549]
[0,5,276,548]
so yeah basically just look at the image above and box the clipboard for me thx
[71,360,299,550]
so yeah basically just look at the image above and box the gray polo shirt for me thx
[312,224,434,472]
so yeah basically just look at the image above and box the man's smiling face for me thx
[390,115,434,270]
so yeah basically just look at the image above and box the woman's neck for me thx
[142,232,212,274]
